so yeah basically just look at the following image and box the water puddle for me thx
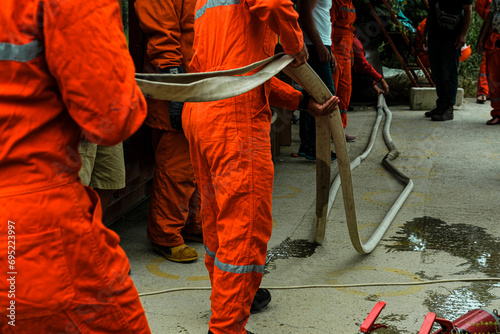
[385,216,500,321]
[265,238,318,273]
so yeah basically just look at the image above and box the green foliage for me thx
[355,0,485,97]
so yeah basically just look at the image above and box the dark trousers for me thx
[428,37,460,107]
[299,45,335,152]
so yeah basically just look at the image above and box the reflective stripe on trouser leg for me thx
[183,86,273,334]
[486,48,500,118]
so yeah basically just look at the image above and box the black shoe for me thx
[298,144,308,156]
[431,106,454,121]
[251,288,271,313]
[425,105,441,117]
[304,149,336,161]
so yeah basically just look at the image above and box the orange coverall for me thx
[183,0,303,331]
[483,24,500,119]
[331,0,356,128]
[476,0,492,98]
[0,0,150,333]
[135,0,202,248]
[416,19,431,68]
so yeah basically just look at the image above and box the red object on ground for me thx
[359,301,388,333]
[418,309,500,334]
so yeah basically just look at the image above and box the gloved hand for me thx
[159,66,186,131]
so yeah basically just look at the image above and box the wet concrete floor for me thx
[112,98,500,333]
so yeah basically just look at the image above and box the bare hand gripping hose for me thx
[135,53,413,255]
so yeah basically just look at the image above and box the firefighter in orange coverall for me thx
[331,0,356,131]
[477,0,500,125]
[183,0,339,330]
[476,0,492,103]
[0,0,151,333]
[135,0,203,263]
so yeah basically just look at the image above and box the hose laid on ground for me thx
[135,53,411,255]
[323,94,414,254]
[138,277,500,297]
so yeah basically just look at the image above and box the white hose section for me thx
[324,94,414,254]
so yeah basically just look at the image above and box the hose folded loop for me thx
[135,54,413,254]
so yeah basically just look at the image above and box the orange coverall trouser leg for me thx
[0,182,150,333]
[332,34,354,129]
[478,53,489,98]
[486,47,500,119]
[148,129,202,247]
[184,87,273,334]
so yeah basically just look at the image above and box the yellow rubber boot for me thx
[153,243,198,262]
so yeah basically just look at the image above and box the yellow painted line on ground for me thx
[272,185,303,199]
[362,190,432,207]
[146,256,209,281]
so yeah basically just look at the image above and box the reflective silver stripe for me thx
[340,109,348,114]
[205,245,216,258]
[195,0,240,20]
[215,258,265,274]
[205,245,265,274]
[479,73,487,77]
[0,40,43,62]
[491,97,500,102]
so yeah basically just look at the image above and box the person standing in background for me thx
[331,0,357,141]
[475,0,492,104]
[422,0,472,121]
[135,0,203,263]
[298,0,339,159]
[477,0,500,125]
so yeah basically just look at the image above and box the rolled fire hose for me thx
[135,53,413,254]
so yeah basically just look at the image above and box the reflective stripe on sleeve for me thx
[0,40,43,62]
[195,0,240,20]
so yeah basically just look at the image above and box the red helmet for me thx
[459,45,471,62]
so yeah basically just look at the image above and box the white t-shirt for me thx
[303,0,332,46]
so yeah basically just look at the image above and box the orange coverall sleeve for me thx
[269,77,302,110]
[43,0,146,146]
[330,1,340,53]
[245,0,304,55]
[475,0,491,20]
[135,0,195,69]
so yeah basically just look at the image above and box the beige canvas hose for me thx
[135,53,413,254]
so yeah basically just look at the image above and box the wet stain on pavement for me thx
[265,238,318,273]
[373,313,411,334]
[385,216,500,321]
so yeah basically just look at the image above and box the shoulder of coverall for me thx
[42,0,147,146]
[244,0,304,55]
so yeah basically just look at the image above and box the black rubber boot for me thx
[425,105,441,117]
[251,288,271,313]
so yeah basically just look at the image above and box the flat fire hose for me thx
[135,53,413,254]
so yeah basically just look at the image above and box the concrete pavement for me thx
[112,98,500,333]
